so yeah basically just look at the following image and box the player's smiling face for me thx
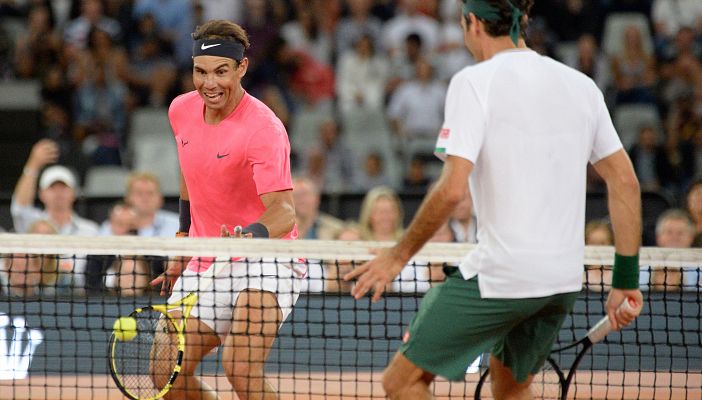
[193,55,248,113]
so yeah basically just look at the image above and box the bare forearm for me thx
[257,203,295,238]
[392,156,471,263]
[393,184,461,263]
[608,179,641,255]
[13,168,38,206]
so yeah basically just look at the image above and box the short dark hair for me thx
[464,0,534,40]
[192,20,250,51]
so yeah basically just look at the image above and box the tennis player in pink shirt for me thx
[150,20,301,400]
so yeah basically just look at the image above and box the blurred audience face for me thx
[292,177,321,221]
[656,216,695,248]
[5,220,58,296]
[39,182,76,213]
[126,176,163,217]
[585,224,613,245]
[115,258,150,296]
[686,183,702,219]
[348,0,372,17]
[319,120,339,147]
[623,25,643,52]
[110,204,137,235]
[369,196,400,238]
[365,153,383,177]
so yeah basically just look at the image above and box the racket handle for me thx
[586,298,636,344]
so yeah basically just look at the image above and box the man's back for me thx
[437,49,623,297]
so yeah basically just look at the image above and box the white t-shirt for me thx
[435,49,623,298]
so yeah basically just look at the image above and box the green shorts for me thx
[399,268,578,383]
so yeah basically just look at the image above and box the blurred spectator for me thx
[524,16,557,59]
[652,0,702,40]
[242,0,282,83]
[324,223,362,293]
[402,156,430,194]
[281,2,332,65]
[132,0,193,68]
[72,60,128,146]
[122,27,177,107]
[685,178,702,247]
[435,0,474,81]
[357,152,394,192]
[0,219,70,297]
[11,139,99,236]
[611,25,658,105]
[563,33,611,91]
[628,126,670,191]
[336,33,390,116]
[63,0,121,50]
[98,201,137,236]
[658,26,702,65]
[449,187,476,244]
[358,185,404,241]
[292,175,345,240]
[662,127,695,198]
[547,0,602,42]
[104,255,152,296]
[651,209,695,291]
[335,0,383,55]
[198,0,243,25]
[13,4,62,79]
[388,57,446,159]
[583,219,614,292]
[302,119,357,193]
[120,172,179,237]
[381,0,439,57]
[387,32,424,92]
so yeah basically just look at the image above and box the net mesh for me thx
[0,234,700,399]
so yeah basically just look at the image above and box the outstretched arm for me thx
[344,155,473,301]
[13,139,59,206]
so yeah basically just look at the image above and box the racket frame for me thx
[108,292,198,400]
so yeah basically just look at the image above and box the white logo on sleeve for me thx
[201,43,222,50]
[0,314,43,380]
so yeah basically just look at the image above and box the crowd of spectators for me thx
[1,0,702,296]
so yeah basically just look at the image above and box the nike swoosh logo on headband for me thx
[201,43,221,50]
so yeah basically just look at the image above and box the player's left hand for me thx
[221,224,252,239]
[343,248,405,302]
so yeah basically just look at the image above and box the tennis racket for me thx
[475,297,641,400]
[108,292,198,400]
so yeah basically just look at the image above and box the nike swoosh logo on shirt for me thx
[181,139,189,147]
[216,152,229,159]
[201,43,221,50]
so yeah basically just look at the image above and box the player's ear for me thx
[237,57,249,77]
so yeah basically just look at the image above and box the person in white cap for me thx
[11,139,99,236]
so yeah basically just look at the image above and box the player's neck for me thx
[204,86,245,124]
[477,37,528,62]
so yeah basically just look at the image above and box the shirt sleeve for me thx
[10,199,44,233]
[435,75,485,163]
[247,124,293,195]
[589,89,623,164]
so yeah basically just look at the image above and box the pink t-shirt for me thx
[169,91,298,271]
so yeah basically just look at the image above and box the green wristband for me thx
[612,253,640,289]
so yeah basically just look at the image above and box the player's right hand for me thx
[151,256,189,296]
[605,289,643,331]
[27,139,59,170]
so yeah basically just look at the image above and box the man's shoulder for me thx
[241,93,286,132]
[169,91,201,115]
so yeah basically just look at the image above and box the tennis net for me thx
[0,234,699,399]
